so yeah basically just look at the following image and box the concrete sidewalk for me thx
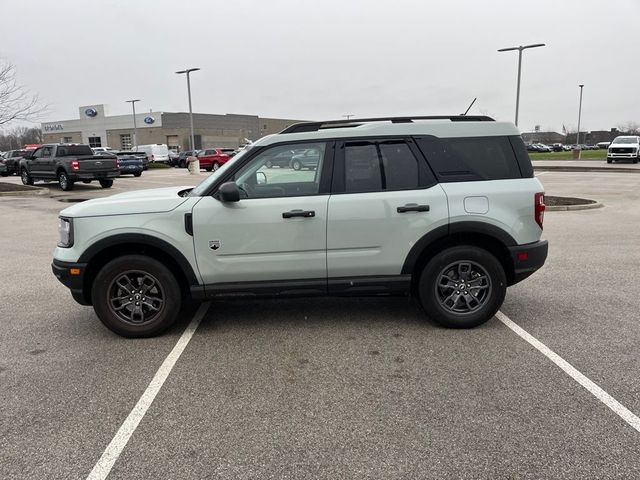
[533,160,640,172]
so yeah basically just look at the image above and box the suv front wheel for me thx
[91,255,182,337]
[418,245,506,329]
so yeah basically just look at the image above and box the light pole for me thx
[176,68,200,151]
[576,84,584,154]
[498,43,546,126]
[343,114,354,120]
[126,99,140,150]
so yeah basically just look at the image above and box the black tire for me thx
[21,168,34,185]
[179,160,185,168]
[633,158,639,164]
[206,166,212,172]
[417,245,506,329]
[82,180,92,184]
[0,172,8,177]
[91,255,182,338]
[99,179,113,188]
[133,172,142,177]
[58,170,74,191]
[212,162,220,172]
[607,159,612,164]
[292,160,301,171]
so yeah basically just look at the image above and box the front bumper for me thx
[52,259,91,305]
[508,240,548,285]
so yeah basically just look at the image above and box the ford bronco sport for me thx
[52,116,548,337]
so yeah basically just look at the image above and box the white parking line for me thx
[535,171,549,176]
[496,311,640,434]
[86,302,211,480]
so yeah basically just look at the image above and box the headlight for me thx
[57,217,74,248]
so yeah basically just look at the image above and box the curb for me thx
[547,202,603,212]
[0,185,48,197]
[534,165,640,173]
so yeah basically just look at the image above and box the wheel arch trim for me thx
[401,221,517,275]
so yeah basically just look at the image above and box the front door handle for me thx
[282,209,315,219]
[397,203,430,213]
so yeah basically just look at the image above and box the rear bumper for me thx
[508,240,548,285]
[52,259,91,305]
[68,171,120,181]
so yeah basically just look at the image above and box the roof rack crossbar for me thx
[280,115,494,134]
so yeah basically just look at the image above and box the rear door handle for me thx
[282,209,315,219]
[397,203,430,213]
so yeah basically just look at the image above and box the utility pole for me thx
[126,99,140,149]
[176,68,201,151]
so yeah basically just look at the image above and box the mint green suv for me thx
[52,116,548,337]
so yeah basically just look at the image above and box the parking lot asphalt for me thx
[1,168,640,479]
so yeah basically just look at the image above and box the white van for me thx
[135,144,170,163]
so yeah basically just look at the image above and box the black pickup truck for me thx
[20,144,120,191]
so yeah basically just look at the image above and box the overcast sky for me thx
[2,0,638,133]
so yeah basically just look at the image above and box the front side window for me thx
[231,142,326,199]
[42,147,53,157]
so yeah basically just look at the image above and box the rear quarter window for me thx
[415,136,523,182]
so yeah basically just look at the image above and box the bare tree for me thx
[0,60,46,126]
[616,121,640,135]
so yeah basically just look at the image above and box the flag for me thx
[562,124,567,134]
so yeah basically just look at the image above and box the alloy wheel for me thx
[107,270,165,326]
[435,261,492,314]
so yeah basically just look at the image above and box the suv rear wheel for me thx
[418,245,506,329]
[99,179,113,188]
[91,255,181,338]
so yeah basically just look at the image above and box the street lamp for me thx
[498,43,546,126]
[175,67,200,151]
[125,99,140,150]
[576,84,585,155]
[343,114,354,120]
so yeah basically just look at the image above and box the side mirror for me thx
[257,171,267,185]
[217,181,240,202]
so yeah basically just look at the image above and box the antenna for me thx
[462,98,477,116]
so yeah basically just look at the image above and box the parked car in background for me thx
[135,144,170,163]
[168,150,179,164]
[597,141,611,149]
[1,149,28,176]
[552,143,564,152]
[20,144,120,191]
[194,148,235,171]
[607,136,640,163]
[290,148,322,170]
[113,151,144,176]
[92,147,115,154]
[264,149,296,168]
[174,150,199,168]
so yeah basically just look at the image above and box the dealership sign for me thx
[84,108,98,118]
[43,124,64,132]
[144,116,155,125]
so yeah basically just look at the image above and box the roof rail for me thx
[280,115,494,134]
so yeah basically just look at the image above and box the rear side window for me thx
[415,136,522,182]
[342,140,424,193]
[509,136,534,178]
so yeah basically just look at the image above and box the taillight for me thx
[116,159,121,168]
[71,160,80,170]
[535,192,545,230]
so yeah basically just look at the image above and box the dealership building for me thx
[41,104,303,151]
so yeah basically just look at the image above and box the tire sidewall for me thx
[91,255,182,337]
[418,245,506,328]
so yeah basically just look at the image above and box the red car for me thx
[193,148,235,171]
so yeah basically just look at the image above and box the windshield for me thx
[612,137,639,144]
[189,146,253,197]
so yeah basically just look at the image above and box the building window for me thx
[120,134,132,150]
[88,136,102,148]
[63,137,73,143]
